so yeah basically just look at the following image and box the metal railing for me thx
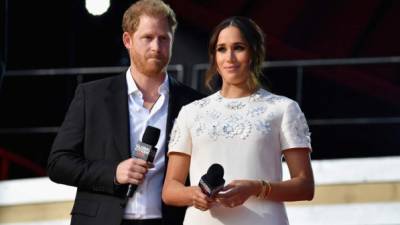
[191,56,400,126]
[1,65,185,134]
[5,64,185,85]
[192,56,400,100]
[1,56,400,135]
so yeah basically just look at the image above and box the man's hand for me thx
[115,158,149,185]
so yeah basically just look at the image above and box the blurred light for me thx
[85,0,110,16]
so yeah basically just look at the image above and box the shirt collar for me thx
[126,68,169,96]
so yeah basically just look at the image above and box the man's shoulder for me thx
[79,74,125,91]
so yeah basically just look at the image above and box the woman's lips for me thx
[223,65,239,71]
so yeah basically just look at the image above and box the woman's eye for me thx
[216,47,226,52]
[234,45,245,51]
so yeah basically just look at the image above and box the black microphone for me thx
[199,163,225,198]
[126,126,160,197]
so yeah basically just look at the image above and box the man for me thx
[47,1,203,225]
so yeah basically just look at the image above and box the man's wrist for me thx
[114,176,122,185]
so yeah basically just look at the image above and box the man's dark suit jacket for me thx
[47,74,203,225]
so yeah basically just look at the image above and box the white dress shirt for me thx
[123,69,169,219]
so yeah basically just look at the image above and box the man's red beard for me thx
[133,53,169,76]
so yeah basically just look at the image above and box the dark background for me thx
[1,0,399,179]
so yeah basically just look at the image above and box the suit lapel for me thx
[105,74,131,159]
[165,77,182,155]
[104,75,188,160]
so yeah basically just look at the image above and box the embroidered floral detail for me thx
[255,119,272,134]
[215,94,224,102]
[240,120,252,139]
[288,112,311,144]
[221,114,245,138]
[247,106,267,117]
[207,121,219,141]
[264,95,284,104]
[194,122,205,137]
[193,98,211,108]
[193,113,204,137]
[248,89,263,102]
[225,101,246,110]
[169,122,181,146]
[193,111,255,140]
[206,109,222,120]
[189,90,306,142]
[222,123,236,138]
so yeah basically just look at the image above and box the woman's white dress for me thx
[169,89,311,225]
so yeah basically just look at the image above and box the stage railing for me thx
[0,65,184,135]
[192,56,400,126]
[2,56,400,133]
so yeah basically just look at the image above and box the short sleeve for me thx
[168,106,193,156]
[280,101,312,151]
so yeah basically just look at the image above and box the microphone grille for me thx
[206,163,224,185]
[142,126,161,146]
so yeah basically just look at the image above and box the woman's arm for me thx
[162,152,214,210]
[216,148,314,207]
[267,147,314,201]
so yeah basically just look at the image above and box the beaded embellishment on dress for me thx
[171,89,311,145]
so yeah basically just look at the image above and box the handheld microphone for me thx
[199,163,225,198]
[126,126,160,197]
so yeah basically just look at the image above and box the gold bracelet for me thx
[256,180,266,199]
[257,180,271,199]
[264,180,271,199]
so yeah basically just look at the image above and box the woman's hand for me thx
[215,180,261,208]
[163,152,216,210]
[189,186,216,211]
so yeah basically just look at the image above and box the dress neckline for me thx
[216,88,262,101]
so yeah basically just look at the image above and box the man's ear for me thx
[122,32,132,49]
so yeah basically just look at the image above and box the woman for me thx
[162,16,314,225]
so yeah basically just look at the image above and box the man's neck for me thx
[130,67,165,96]
[130,67,166,110]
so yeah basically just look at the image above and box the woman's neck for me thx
[220,83,254,98]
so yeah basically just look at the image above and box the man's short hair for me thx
[122,0,177,34]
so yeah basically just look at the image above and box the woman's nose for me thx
[226,50,236,62]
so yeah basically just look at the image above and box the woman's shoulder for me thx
[255,89,297,107]
[176,94,217,123]
[182,92,218,110]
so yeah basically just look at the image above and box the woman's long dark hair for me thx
[205,16,266,91]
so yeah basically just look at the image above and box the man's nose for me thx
[150,38,161,51]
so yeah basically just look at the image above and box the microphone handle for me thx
[126,146,158,198]
[126,184,138,197]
